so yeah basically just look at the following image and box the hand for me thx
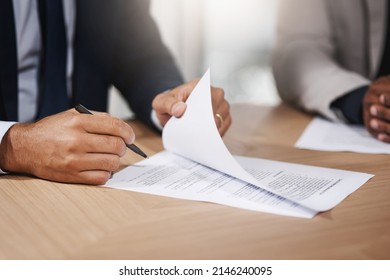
[0,109,135,184]
[363,76,390,143]
[152,80,232,136]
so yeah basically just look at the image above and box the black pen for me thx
[75,104,148,159]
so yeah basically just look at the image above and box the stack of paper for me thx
[296,117,390,154]
[106,70,373,218]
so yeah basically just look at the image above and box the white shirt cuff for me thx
[0,121,17,174]
[331,107,349,124]
[151,109,163,131]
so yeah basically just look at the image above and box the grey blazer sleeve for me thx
[272,0,370,121]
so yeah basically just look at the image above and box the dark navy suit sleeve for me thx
[331,86,368,124]
[110,0,184,127]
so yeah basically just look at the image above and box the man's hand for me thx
[0,109,135,184]
[152,80,232,136]
[363,76,390,143]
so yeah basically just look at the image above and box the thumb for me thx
[153,91,187,117]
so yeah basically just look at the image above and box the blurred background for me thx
[109,0,280,119]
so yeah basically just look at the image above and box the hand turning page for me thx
[107,70,373,218]
[163,70,259,188]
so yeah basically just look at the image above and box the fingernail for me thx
[370,106,378,116]
[127,131,135,144]
[172,102,186,116]
[378,133,386,141]
[370,119,379,129]
[380,94,386,105]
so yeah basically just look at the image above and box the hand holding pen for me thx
[0,106,143,185]
[75,104,148,158]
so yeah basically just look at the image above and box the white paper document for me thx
[106,70,373,218]
[296,117,390,154]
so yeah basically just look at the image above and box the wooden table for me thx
[1,104,389,259]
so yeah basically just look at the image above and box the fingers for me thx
[211,87,232,136]
[368,117,390,134]
[1,109,137,185]
[153,93,187,117]
[152,81,232,136]
[369,104,390,122]
[75,113,135,145]
[49,169,113,185]
[45,111,132,156]
[215,112,232,136]
[379,92,390,107]
[363,80,390,143]
[67,153,121,172]
[82,134,127,156]
[77,170,113,185]
[152,80,203,126]
[32,130,125,184]
[368,119,390,143]
[152,87,192,126]
[30,150,122,185]
[38,169,113,185]
[377,133,390,143]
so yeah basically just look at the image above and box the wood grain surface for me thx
[1,104,389,259]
